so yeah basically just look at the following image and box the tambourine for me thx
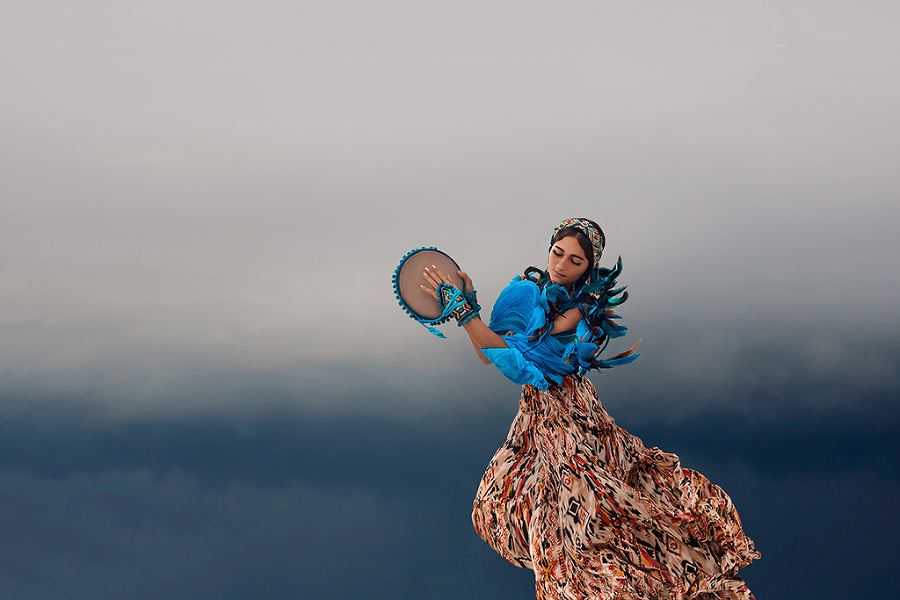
[392,247,467,337]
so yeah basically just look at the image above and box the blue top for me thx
[481,275,638,390]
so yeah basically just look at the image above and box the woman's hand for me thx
[419,265,448,300]
[458,270,474,295]
[420,264,504,359]
[419,265,473,299]
[420,264,479,325]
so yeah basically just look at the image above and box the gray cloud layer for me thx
[3,1,899,416]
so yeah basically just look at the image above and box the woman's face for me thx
[548,235,589,289]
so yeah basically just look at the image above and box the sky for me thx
[1,1,899,598]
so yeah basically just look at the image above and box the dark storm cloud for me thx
[1,389,898,599]
[0,395,498,490]
[0,395,535,599]
[2,383,898,490]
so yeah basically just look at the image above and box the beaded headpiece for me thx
[550,218,605,272]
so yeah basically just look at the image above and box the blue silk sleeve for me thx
[480,277,577,390]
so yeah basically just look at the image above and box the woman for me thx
[421,218,759,600]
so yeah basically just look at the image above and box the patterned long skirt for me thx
[472,375,760,600]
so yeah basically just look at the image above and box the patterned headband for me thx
[551,218,605,269]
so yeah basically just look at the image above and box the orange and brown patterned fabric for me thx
[472,375,760,599]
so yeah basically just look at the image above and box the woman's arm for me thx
[421,266,508,364]
[461,315,507,348]
[469,336,491,364]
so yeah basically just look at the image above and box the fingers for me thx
[424,265,469,296]
[424,265,456,287]
[429,265,452,284]
[458,270,474,294]
[420,267,440,300]
[421,266,451,303]
[422,268,439,288]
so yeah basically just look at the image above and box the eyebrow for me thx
[552,244,586,261]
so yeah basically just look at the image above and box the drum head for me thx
[393,248,465,321]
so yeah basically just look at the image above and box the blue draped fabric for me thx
[481,276,638,390]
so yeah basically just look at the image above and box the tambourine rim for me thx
[392,247,462,324]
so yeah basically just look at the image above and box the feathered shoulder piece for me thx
[524,258,640,373]
[573,256,641,371]
[577,256,629,337]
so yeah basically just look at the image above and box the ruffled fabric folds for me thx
[472,376,760,600]
[483,276,640,389]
